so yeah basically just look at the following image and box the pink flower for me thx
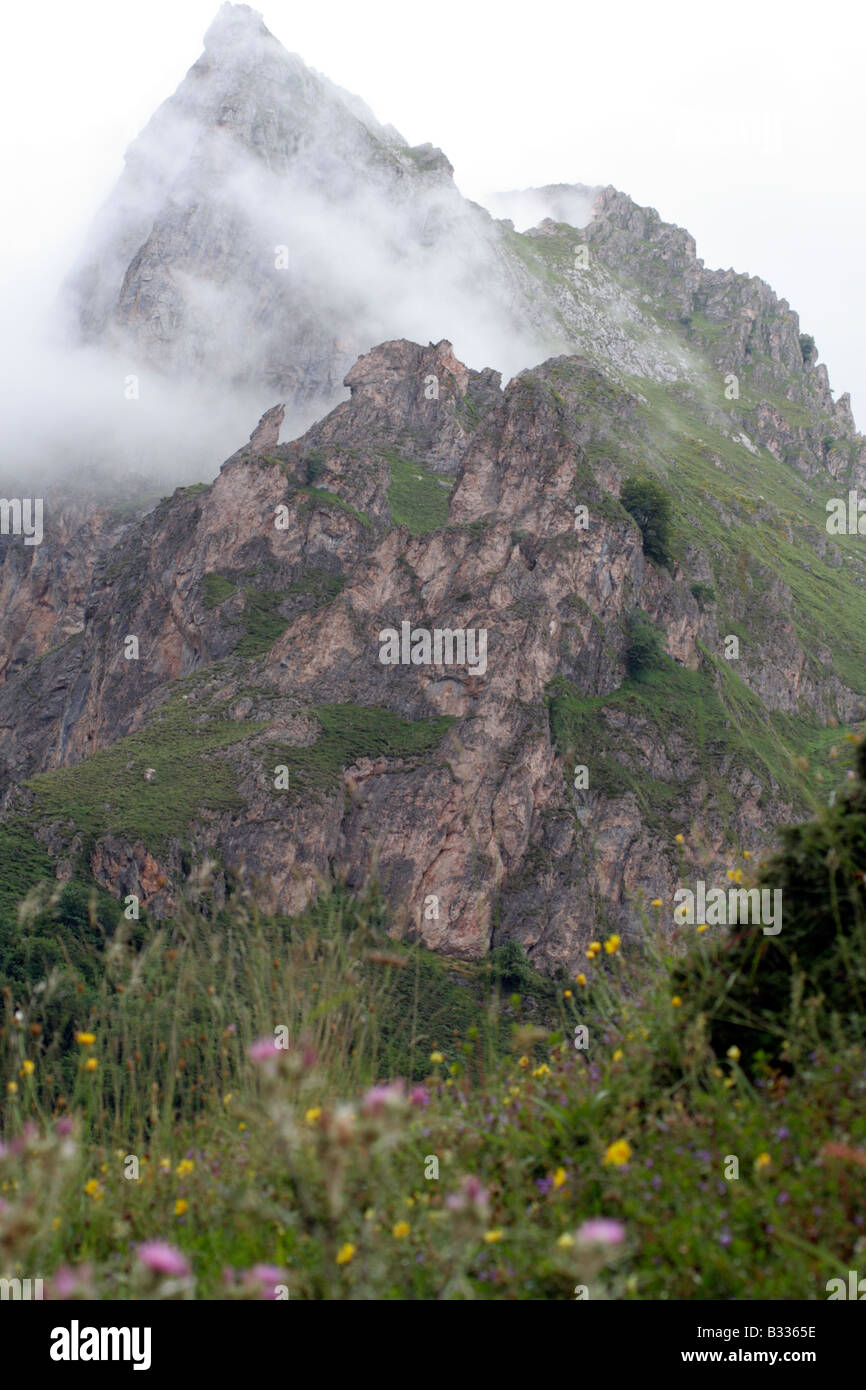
[137,1241,190,1276]
[409,1086,430,1108]
[361,1080,406,1115]
[575,1218,626,1246]
[248,1036,279,1062]
[245,1264,285,1299]
[52,1266,79,1297]
[55,1118,74,1137]
[445,1174,489,1217]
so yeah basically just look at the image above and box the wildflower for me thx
[755,1152,772,1170]
[248,1037,279,1063]
[671,996,682,1008]
[604,934,621,955]
[159,1157,171,1172]
[696,923,708,933]
[83,1179,102,1199]
[336,1243,356,1266]
[364,1208,375,1221]
[726,1046,741,1062]
[552,1167,568,1189]
[603,1139,632,1167]
[392,1221,410,1239]
[576,973,587,987]
[445,1174,489,1217]
[174,1199,188,1216]
[6,1082,17,1095]
[612,1048,624,1063]
[85,1057,98,1072]
[563,989,572,999]
[246,1265,285,1299]
[576,1218,626,1245]
[75,1032,95,1046]
[429,1051,444,1065]
[531,1063,551,1079]
[222,1093,233,1106]
[675,833,684,845]
[304,1107,322,1125]
[518,1055,530,1068]
[556,1233,575,1249]
[176,1159,195,1178]
[409,1086,429,1108]
[483,1229,504,1243]
[650,898,663,908]
[20,1059,35,1076]
[743,851,751,859]
[361,1081,406,1116]
[137,1241,190,1276]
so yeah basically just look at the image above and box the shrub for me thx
[625,610,666,679]
[620,476,673,567]
[690,581,716,607]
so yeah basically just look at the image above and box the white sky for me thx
[2,0,863,417]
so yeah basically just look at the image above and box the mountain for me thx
[63,2,864,487]
[0,4,864,981]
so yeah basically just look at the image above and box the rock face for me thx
[1,335,865,974]
[2,5,865,977]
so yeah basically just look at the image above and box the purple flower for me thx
[777,1191,790,1206]
[409,1085,430,1109]
[775,1126,790,1140]
[137,1241,190,1276]
[719,1229,732,1247]
[535,1177,553,1195]
[576,1218,626,1246]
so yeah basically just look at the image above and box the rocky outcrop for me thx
[2,338,864,975]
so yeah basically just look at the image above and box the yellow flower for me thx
[612,1048,624,1062]
[85,1057,98,1072]
[222,1092,233,1106]
[650,898,663,908]
[563,989,572,999]
[364,1208,375,1221]
[588,941,601,954]
[6,1082,17,1094]
[176,1159,195,1177]
[726,1046,741,1062]
[509,1085,521,1096]
[83,1179,102,1199]
[576,973,587,987]
[603,1139,632,1167]
[671,996,682,1007]
[305,1107,322,1125]
[392,1221,410,1239]
[755,1152,772,1170]
[159,1157,171,1172]
[604,934,621,955]
[174,1198,188,1216]
[743,851,752,859]
[552,1167,567,1189]
[557,1233,575,1249]
[483,1229,504,1243]
[429,1051,444,1065]
[532,1063,551,1079]
[675,833,684,845]
[449,1063,460,1076]
[20,1059,35,1076]
[238,1121,246,1132]
[696,923,708,933]
[75,1032,95,1046]
[51,1217,61,1232]
[336,1243,356,1266]
[518,1055,530,1068]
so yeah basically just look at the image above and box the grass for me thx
[269,703,457,798]
[384,450,452,535]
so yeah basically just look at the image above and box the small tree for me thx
[620,476,673,566]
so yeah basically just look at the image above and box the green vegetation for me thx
[384,449,452,535]
[620,475,673,566]
[299,486,373,530]
[269,703,456,798]
[202,573,238,609]
[23,694,262,855]
[624,609,667,678]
